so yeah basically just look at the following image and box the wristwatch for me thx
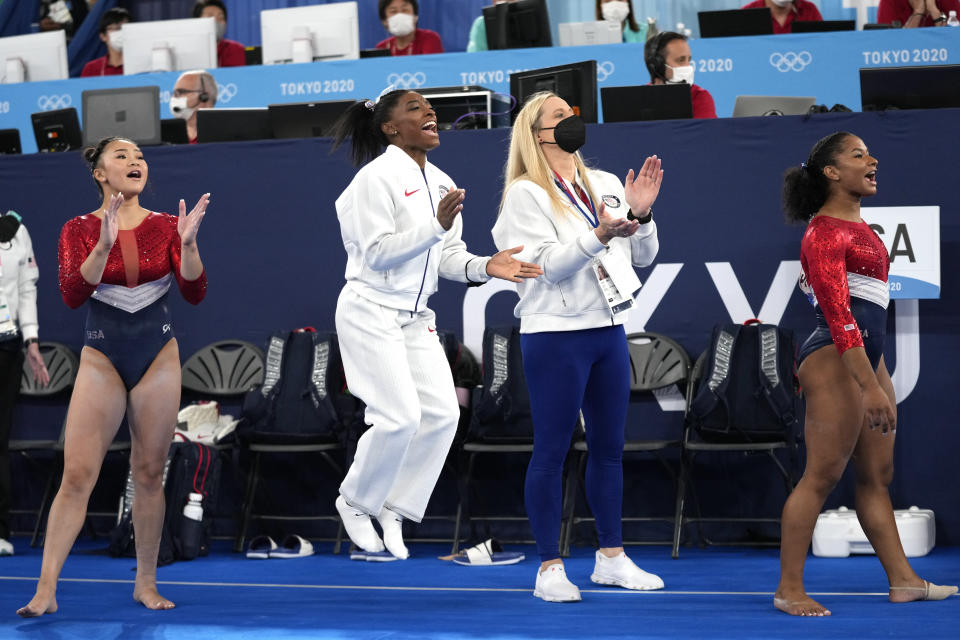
[933,14,948,23]
[24,337,38,347]
[627,208,653,224]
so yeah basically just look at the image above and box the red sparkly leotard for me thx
[58,211,207,389]
[58,211,206,309]
[798,215,889,356]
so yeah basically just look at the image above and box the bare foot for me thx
[16,591,58,618]
[133,585,175,611]
[890,580,959,603]
[774,590,831,616]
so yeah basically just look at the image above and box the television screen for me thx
[484,0,552,50]
[510,61,598,124]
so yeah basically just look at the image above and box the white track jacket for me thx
[336,145,492,312]
[0,224,39,341]
[492,169,658,333]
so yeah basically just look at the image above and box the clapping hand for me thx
[97,192,122,251]
[486,246,543,283]
[436,188,465,231]
[623,155,663,216]
[595,203,640,245]
[178,193,209,248]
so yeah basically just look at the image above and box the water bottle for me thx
[179,492,203,560]
[947,11,959,26]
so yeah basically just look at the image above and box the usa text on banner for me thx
[862,207,940,299]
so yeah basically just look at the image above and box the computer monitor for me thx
[791,20,856,33]
[698,9,773,38]
[161,118,189,145]
[510,61,598,124]
[360,48,390,59]
[0,31,68,84]
[121,18,217,74]
[261,2,359,65]
[417,87,512,130]
[196,108,273,144]
[601,85,693,122]
[268,100,354,139]
[31,108,82,153]
[484,0,552,50]
[558,21,623,47]
[733,95,817,117]
[82,86,161,148]
[860,65,960,111]
[0,129,21,155]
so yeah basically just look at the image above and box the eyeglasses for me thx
[173,88,203,98]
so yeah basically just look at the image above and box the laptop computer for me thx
[267,101,355,139]
[733,95,817,117]
[195,108,273,144]
[160,118,189,145]
[0,129,21,155]
[601,85,693,123]
[791,20,855,33]
[698,8,773,38]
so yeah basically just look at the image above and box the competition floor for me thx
[1,537,958,639]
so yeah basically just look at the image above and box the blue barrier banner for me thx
[0,28,957,153]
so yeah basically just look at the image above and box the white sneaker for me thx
[376,507,409,559]
[533,564,582,602]
[591,551,664,590]
[335,496,384,553]
[0,538,13,556]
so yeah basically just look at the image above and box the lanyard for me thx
[552,171,598,228]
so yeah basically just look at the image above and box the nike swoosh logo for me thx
[405,189,420,197]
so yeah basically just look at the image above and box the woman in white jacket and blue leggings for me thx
[330,89,542,559]
[492,92,665,601]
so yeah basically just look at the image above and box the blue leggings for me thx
[521,325,630,562]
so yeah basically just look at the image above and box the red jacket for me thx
[80,56,123,77]
[878,0,960,26]
[741,0,823,34]
[376,29,444,56]
[217,38,246,67]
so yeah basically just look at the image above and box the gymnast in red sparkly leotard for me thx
[772,132,956,618]
[19,137,210,618]
[59,211,206,389]
[797,213,889,368]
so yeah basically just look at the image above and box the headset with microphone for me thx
[644,32,682,83]
[197,73,210,104]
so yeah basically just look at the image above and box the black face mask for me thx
[540,115,586,153]
[0,212,20,243]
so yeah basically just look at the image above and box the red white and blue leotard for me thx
[797,215,889,368]
[58,212,207,388]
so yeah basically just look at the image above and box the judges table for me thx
[0,27,958,152]
[1,108,958,541]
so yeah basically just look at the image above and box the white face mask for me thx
[169,96,195,120]
[601,1,631,24]
[666,64,694,85]
[107,30,123,52]
[215,21,226,41]
[770,0,793,7]
[387,13,416,37]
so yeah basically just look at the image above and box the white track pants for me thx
[335,286,460,522]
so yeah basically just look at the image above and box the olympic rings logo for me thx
[597,61,615,82]
[769,51,812,73]
[217,82,238,104]
[36,94,72,111]
[387,72,426,89]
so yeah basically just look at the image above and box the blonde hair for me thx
[500,91,598,218]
